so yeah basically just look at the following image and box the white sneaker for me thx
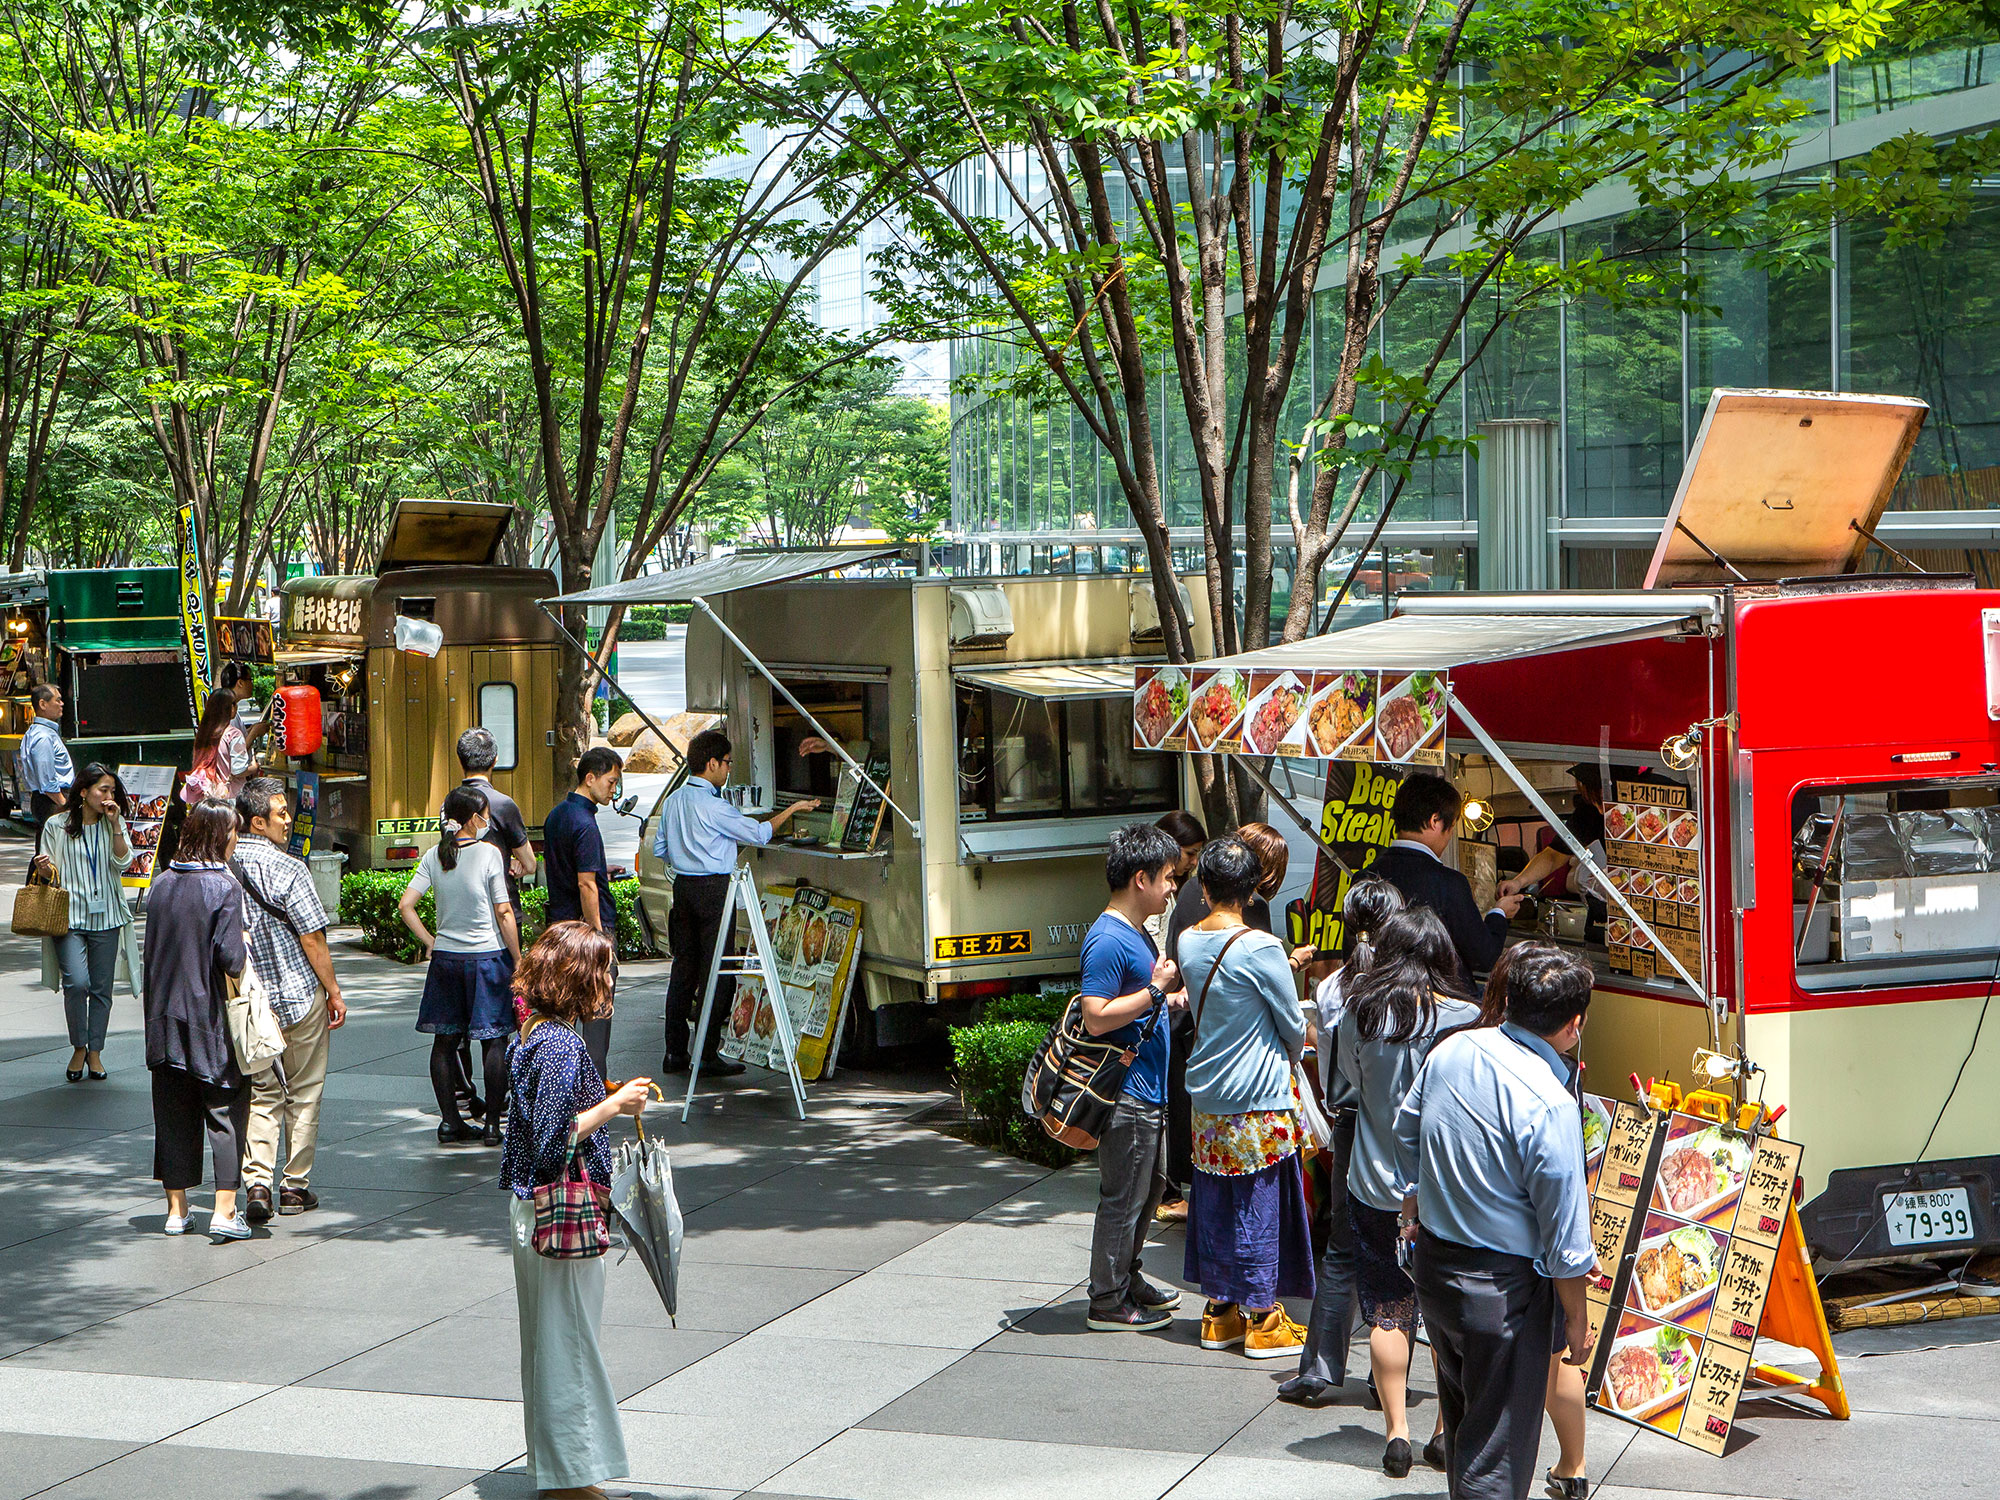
[163,1215,189,1236]
[209,1212,251,1242]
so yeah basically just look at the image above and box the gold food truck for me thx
[279,499,562,871]
[546,551,1214,1056]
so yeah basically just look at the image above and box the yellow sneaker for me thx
[1242,1305,1308,1359]
[1199,1300,1246,1350]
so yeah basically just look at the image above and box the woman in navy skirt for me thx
[399,783,521,1144]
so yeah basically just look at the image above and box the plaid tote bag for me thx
[531,1131,612,1260]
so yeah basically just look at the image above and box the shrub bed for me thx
[339,869,655,964]
[948,1017,1078,1169]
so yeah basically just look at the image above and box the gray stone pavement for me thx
[0,837,1992,1499]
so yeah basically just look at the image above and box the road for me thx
[598,631,688,877]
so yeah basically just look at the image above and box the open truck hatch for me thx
[1645,389,1929,588]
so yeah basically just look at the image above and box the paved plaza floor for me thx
[0,839,1991,1500]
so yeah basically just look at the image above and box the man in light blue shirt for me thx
[656,728,817,1074]
[19,683,73,824]
[1392,942,1597,1500]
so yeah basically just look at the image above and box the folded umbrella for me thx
[608,1110,684,1321]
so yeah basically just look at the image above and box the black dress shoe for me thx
[481,1120,503,1147]
[64,1068,82,1083]
[1383,1437,1413,1478]
[436,1120,481,1144]
[245,1186,273,1224]
[1424,1433,1448,1471]
[701,1056,746,1078]
[660,1055,692,1075]
[87,1068,107,1081]
[1275,1376,1341,1408]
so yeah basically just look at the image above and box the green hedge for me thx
[979,990,1073,1028]
[615,604,691,642]
[949,1017,1078,1169]
[338,869,655,964]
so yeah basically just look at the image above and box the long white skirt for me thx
[510,1193,629,1489]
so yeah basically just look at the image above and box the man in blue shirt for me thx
[656,728,818,1075]
[19,683,73,824]
[1393,942,1598,1500]
[1080,822,1186,1333]
[543,745,625,1075]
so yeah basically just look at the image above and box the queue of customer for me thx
[1073,783,1597,1500]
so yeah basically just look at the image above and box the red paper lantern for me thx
[278,684,323,758]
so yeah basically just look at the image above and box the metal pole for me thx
[691,596,920,838]
[1444,687,1719,1036]
[1230,754,1352,876]
[537,602,685,772]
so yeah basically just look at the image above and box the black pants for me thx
[29,791,59,826]
[1413,1229,1555,1500]
[1088,1097,1169,1311]
[1294,1113,1358,1385]
[664,873,734,1065]
[1164,1010,1194,1190]
[151,1066,251,1191]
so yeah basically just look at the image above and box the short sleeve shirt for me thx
[465,778,529,908]
[1079,911,1167,1105]
[407,840,511,953]
[542,791,609,926]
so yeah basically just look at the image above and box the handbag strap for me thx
[230,857,302,942]
[1190,925,1255,1038]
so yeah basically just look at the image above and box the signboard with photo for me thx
[1135,666,1446,769]
[1585,1105,1804,1457]
[117,764,177,887]
[212,615,275,663]
[1603,777,1702,981]
[717,884,865,1081]
[1284,760,1403,955]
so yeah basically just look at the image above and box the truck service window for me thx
[1793,777,2000,993]
[955,685,1174,823]
[772,677,891,801]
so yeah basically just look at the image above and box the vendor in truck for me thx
[1496,765,1629,933]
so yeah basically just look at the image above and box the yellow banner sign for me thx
[934,929,1031,962]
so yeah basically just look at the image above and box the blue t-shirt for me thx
[1078,911,1167,1105]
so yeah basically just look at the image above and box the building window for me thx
[478,683,518,770]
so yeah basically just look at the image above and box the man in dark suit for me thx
[1367,773,1521,982]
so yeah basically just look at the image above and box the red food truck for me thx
[1150,390,1999,1268]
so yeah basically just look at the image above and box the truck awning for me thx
[1193,596,1714,676]
[955,662,1142,702]
[542,548,900,608]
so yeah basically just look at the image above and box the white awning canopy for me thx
[1196,595,1715,676]
[955,662,1142,702]
[542,548,900,608]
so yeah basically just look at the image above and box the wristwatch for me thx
[1146,982,1166,1005]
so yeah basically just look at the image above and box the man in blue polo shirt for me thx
[542,745,624,1075]
[1080,822,1186,1333]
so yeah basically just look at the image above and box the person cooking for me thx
[1497,765,1626,933]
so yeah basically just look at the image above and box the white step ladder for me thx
[680,865,807,1121]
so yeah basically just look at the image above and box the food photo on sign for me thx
[1186,667,1248,753]
[1132,666,1189,751]
[1654,1116,1754,1228]
[1241,671,1309,757]
[1600,1308,1704,1436]
[1306,671,1375,758]
[1631,1212,1729,1333]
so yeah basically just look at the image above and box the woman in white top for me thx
[399,784,521,1145]
[182,680,270,804]
[37,763,133,1082]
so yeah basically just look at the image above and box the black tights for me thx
[429,1035,510,1126]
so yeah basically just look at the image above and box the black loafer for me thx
[660,1055,692,1075]
[1384,1437,1412,1478]
[700,1056,746,1078]
[1275,1376,1341,1408]
[436,1120,481,1144]
[1425,1433,1448,1471]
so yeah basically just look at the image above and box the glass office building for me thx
[948,41,2000,598]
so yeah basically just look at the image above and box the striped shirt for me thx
[38,815,132,930]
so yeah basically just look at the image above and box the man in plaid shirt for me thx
[233,776,346,1224]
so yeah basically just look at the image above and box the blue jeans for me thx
[56,927,120,1051]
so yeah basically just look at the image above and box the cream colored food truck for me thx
[600,554,1213,1052]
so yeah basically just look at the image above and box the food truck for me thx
[279,499,562,871]
[1146,390,2000,1268]
[0,567,198,815]
[550,553,1214,1054]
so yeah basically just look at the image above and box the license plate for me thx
[1882,1187,1975,1247]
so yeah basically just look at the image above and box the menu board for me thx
[835,756,891,852]
[717,883,865,1081]
[117,764,176,886]
[1603,777,1702,981]
[1585,1105,1805,1457]
[1135,666,1445,768]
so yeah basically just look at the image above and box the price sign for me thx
[1707,1238,1778,1350]
[1730,1136,1803,1248]
[1678,1341,1754,1456]
[1598,1102,1659,1206]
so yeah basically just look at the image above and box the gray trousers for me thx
[510,1195,629,1488]
[56,927,121,1051]
[1414,1228,1555,1500]
[1295,1115,1358,1384]
[1089,1096,1168,1311]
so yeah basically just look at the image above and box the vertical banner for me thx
[290,769,320,856]
[1284,760,1403,955]
[175,503,213,722]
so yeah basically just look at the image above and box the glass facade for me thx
[949,41,2000,590]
